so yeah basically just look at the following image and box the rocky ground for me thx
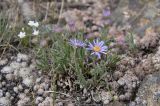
[1,0,160,106]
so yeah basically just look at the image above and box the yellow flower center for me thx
[93,46,101,52]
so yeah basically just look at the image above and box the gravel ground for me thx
[1,0,160,106]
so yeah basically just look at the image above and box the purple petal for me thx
[103,8,111,17]
[95,52,101,59]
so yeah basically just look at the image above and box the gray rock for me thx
[2,81,6,86]
[1,66,13,74]
[36,78,42,83]
[17,53,29,62]
[13,87,19,93]
[5,92,11,98]
[22,77,33,87]
[0,59,8,66]
[18,84,23,91]
[6,74,14,81]
[0,97,11,106]
[101,91,113,104]
[0,90,3,97]
[135,71,160,106]
[37,89,44,95]
[35,96,43,104]
[24,89,30,94]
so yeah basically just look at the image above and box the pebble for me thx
[0,97,11,106]
[117,79,125,86]
[5,92,11,98]
[101,91,113,104]
[24,89,30,94]
[37,89,44,96]
[0,90,3,97]
[35,96,43,104]
[6,74,14,80]
[18,84,23,91]
[13,87,19,93]
[85,97,91,104]
[1,66,13,74]
[0,59,8,66]
[22,77,33,87]
[19,93,26,99]
[57,102,63,106]
[33,85,39,91]
[129,102,136,106]
[17,53,29,62]
[119,95,126,101]
[21,62,27,67]
[36,78,42,83]
[2,81,6,86]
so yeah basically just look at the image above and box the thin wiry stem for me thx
[57,0,64,24]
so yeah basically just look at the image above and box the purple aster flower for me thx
[69,38,86,48]
[103,8,111,17]
[87,39,108,58]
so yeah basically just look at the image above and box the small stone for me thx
[18,85,23,91]
[0,59,8,66]
[114,71,123,80]
[19,68,31,78]
[24,89,30,94]
[6,74,14,80]
[37,89,44,95]
[119,95,125,101]
[125,93,132,100]
[57,102,63,106]
[0,97,11,106]
[85,97,91,103]
[129,102,136,106]
[101,91,112,104]
[35,96,43,104]
[10,62,20,70]
[21,62,27,67]
[44,84,49,90]
[33,85,39,91]
[142,100,147,106]
[5,92,11,98]
[40,83,46,89]
[36,78,42,83]
[1,66,13,74]
[67,102,75,106]
[83,88,87,94]
[13,87,19,93]
[17,53,29,62]
[22,77,33,87]
[10,96,14,100]
[0,90,3,97]
[2,81,6,86]
[19,93,26,99]
[117,79,125,86]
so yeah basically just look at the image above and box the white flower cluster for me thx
[18,21,39,38]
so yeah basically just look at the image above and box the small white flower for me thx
[18,31,26,38]
[28,21,39,27]
[32,29,39,36]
